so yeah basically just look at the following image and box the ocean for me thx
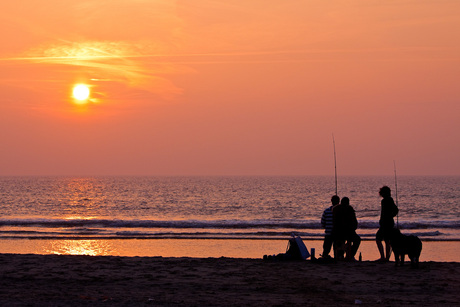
[0,176,458,244]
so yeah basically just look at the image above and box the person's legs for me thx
[344,234,361,260]
[333,239,345,260]
[376,228,386,261]
[350,233,361,258]
[322,235,333,257]
[344,241,352,260]
[384,239,392,261]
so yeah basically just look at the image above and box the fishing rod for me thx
[394,160,399,228]
[333,134,338,196]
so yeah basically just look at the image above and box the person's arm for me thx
[351,209,358,230]
[321,210,326,228]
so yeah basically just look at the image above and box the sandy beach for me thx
[0,253,458,306]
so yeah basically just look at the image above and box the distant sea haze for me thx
[0,176,458,241]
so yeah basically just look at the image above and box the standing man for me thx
[376,186,399,262]
[320,195,340,258]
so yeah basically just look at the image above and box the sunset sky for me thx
[1,0,459,176]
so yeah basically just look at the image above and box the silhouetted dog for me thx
[390,228,422,268]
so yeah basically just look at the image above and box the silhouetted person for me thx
[320,195,340,258]
[332,197,361,261]
[376,186,399,262]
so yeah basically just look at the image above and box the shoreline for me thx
[1,253,459,306]
[5,237,457,241]
[0,239,459,262]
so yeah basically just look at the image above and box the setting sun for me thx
[72,84,90,102]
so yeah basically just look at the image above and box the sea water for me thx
[0,176,458,257]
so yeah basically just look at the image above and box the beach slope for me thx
[0,254,458,306]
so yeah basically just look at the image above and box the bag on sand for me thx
[286,236,310,260]
[263,235,310,261]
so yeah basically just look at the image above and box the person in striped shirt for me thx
[321,195,340,258]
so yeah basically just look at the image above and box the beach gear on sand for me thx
[287,235,310,260]
[263,234,310,261]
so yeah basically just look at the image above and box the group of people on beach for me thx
[320,186,398,262]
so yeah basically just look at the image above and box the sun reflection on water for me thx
[45,240,113,256]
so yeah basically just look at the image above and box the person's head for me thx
[341,197,350,206]
[379,186,391,197]
[331,195,340,205]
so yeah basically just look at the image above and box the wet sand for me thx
[0,253,458,306]
[0,239,459,262]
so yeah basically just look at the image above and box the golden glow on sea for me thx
[45,240,113,256]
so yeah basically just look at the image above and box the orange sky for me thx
[1,1,459,176]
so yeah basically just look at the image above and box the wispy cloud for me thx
[6,44,457,64]
[1,40,184,100]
